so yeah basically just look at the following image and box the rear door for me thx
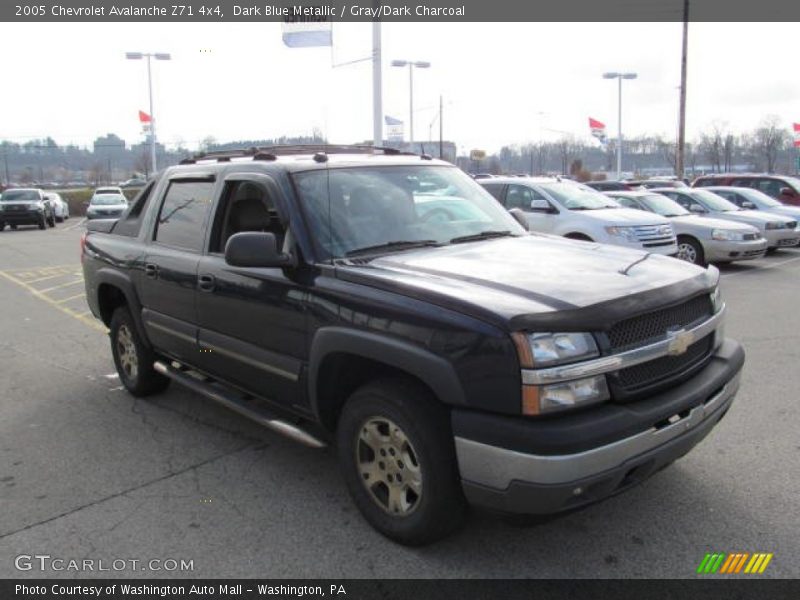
[139,174,216,363]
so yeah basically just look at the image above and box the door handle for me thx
[144,263,158,279]
[198,274,216,292]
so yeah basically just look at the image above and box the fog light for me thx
[522,375,610,415]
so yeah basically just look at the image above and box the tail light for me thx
[79,231,87,262]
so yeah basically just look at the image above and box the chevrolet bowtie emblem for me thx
[667,328,694,356]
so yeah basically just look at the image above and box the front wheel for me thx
[38,216,46,230]
[677,236,705,266]
[336,378,467,545]
[47,214,56,227]
[109,307,170,397]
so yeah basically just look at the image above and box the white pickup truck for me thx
[480,177,678,255]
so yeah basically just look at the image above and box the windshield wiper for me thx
[345,240,441,257]
[449,230,513,244]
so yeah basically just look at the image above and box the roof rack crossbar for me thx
[181,144,418,164]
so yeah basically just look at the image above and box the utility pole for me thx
[439,94,443,159]
[676,0,689,180]
[372,20,382,148]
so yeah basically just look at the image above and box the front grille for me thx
[607,295,713,351]
[615,336,713,391]
[633,224,674,243]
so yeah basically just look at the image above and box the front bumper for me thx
[704,238,768,262]
[763,229,800,248]
[0,210,44,224]
[453,338,744,515]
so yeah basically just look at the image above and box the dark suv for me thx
[0,187,57,230]
[81,145,744,545]
[693,173,800,206]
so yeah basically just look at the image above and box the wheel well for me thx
[677,234,698,244]
[97,283,128,326]
[565,232,593,241]
[314,352,439,432]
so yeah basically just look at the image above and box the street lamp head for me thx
[125,52,143,60]
[622,72,638,79]
[391,60,408,67]
[413,61,431,69]
[154,53,172,61]
[602,72,620,79]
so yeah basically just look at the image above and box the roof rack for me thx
[179,144,417,165]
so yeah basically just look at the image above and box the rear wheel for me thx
[336,378,468,545]
[109,307,170,397]
[676,236,705,266]
[38,216,46,230]
[47,213,56,227]
[565,233,593,242]
[10,224,17,230]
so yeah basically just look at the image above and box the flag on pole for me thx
[793,123,800,148]
[139,110,152,133]
[385,115,404,142]
[589,117,607,145]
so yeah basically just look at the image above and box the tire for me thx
[109,307,170,397]
[0,222,5,232]
[38,216,46,230]
[676,236,705,266]
[10,224,17,230]
[336,378,468,546]
[47,214,56,227]
[766,247,778,255]
[56,216,64,223]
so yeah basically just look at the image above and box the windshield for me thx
[95,188,120,195]
[736,188,782,208]
[692,189,740,212]
[91,195,127,206]
[292,165,525,260]
[1,190,40,201]
[537,183,620,210]
[640,194,689,216]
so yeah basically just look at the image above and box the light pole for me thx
[391,60,430,146]
[126,51,171,174]
[602,71,637,180]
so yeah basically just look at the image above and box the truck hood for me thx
[567,207,669,226]
[336,234,715,331]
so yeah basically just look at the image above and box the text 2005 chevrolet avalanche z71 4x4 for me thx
[82,145,744,545]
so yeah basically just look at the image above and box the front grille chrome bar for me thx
[521,305,725,386]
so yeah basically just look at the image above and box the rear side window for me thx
[114,182,155,238]
[153,180,214,252]
[481,183,504,202]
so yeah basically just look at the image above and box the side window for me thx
[209,180,285,254]
[670,193,691,209]
[506,184,547,210]
[115,182,155,238]
[716,191,741,206]
[481,183,504,202]
[616,196,640,209]
[153,180,214,252]
[731,178,752,188]
[756,178,782,198]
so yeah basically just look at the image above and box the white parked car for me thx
[605,191,766,266]
[703,186,800,224]
[43,192,69,222]
[93,186,125,197]
[86,193,129,220]
[652,187,800,252]
[480,177,678,255]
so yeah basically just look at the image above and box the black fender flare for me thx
[308,327,467,421]
[94,267,151,348]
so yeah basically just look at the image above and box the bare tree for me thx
[754,115,787,173]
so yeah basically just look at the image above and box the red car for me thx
[692,174,800,206]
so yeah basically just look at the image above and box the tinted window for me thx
[154,180,214,252]
[505,184,539,210]
[115,182,156,238]
[615,196,640,209]
[481,183,504,201]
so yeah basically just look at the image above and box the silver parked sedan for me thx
[651,188,800,252]
[605,191,766,266]
[703,186,800,224]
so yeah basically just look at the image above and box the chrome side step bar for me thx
[153,361,326,449]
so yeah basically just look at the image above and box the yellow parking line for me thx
[0,271,106,333]
[25,270,78,284]
[55,293,85,304]
[39,278,84,293]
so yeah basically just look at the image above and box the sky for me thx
[1,21,798,154]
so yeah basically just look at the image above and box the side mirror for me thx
[530,198,553,212]
[689,204,706,214]
[224,232,295,268]
[741,201,756,209]
[779,187,796,197]
[508,208,530,231]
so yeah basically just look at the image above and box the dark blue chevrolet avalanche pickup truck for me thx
[81,145,744,545]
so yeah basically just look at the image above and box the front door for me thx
[195,173,308,411]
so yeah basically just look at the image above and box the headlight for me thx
[765,222,784,230]
[514,332,599,368]
[604,225,639,242]
[525,376,610,414]
[29,203,44,211]
[711,229,746,241]
[710,286,722,314]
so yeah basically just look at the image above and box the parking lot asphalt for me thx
[0,221,798,579]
